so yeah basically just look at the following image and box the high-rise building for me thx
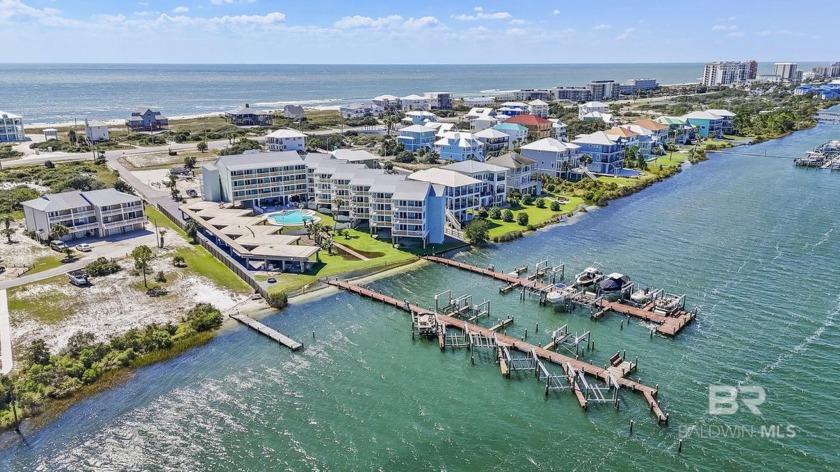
[827,62,840,78]
[773,63,799,81]
[701,61,756,86]
[586,80,619,100]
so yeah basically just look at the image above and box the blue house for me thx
[571,131,626,175]
[397,125,436,152]
[681,111,724,138]
[126,108,169,131]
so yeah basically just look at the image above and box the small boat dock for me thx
[230,312,303,351]
[322,277,669,424]
[422,256,697,337]
[794,140,840,169]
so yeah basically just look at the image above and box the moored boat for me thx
[599,273,632,300]
[574,267,604,288]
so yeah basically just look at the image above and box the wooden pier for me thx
[230,313,303,351]
[322,277,669,424]
[423,256,696,337]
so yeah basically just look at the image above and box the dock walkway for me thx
[322,277,668,424]
[423,256,696,337]
[230,312,303,351]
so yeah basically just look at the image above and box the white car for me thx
[76,243,92,252]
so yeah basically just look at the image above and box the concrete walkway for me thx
[0,260,88,290]
[0,289,13,374]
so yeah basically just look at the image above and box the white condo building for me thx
[22,189,146,240]
[702,60,757,86]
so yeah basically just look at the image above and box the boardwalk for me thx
[0,290,13,375]
[322,277,669,424]
[230,312,303,351]
[423,256,696,337]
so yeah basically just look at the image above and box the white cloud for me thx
[210,0,234,4]
[453,7,512,21]
[757,29,792,37]
[616,27,634,40]
[592,23,611,30]
[727,31,745,38]
[506,27,528,37]
[509,18,527,26]
[553,9,561,15]
[172,6,189,14]
[333,14,441,31]
[93,11,287,30]
[712,24,738,31]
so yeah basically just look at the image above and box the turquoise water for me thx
[2,126,840,470]
[267,210,316,226]
[0,63,827,124]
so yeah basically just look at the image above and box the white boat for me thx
[574,267,604,288]
[545,283,575,304]
[507,271,519,278]
[630,288,653,305]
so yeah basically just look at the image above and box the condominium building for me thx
[587,80,619,101]
[552,86,591,102]
[424,92,453,110]
[265,128,307,152]
[202,151,309,208]
[369,176,444,246]
[22,189,146,240]
[701,61,757,86]
[441,161,508,208]
[0,110,25,142]
[773,63,799,81]
[409,168,482,223]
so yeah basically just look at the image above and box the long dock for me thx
[322,277,669,424]
[230,312,303,351]
[423,256,696,337]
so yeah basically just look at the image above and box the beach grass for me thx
[8,275,73,324]
[24,255,64,275]
[651,152,688,167]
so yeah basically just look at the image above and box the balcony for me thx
[102,216,146,228]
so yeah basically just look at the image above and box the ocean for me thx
[1,124,838,470]
[0,62,825,125]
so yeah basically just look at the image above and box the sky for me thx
[2,0,838,64]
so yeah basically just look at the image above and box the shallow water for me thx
[3,125,840,470]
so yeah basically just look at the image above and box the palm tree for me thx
[184,219,200,243]
[2,216,15,244]
[581,154,593,169]
[50,223,69,242]
[332,198,344,230]
[130,245,153,289]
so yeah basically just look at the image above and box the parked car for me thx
[49,240,67,251]
[76,243,92,252]
[67,270,90,287]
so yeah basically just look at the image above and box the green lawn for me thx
[145,205,251,294]
[596,176,638,187]
[484,196,584,239]
[24,255,64,275]
[650,152,688,167]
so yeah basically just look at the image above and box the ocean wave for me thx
[253,98,343,108]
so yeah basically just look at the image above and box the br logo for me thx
[709,385,766,415]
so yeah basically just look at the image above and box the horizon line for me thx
[0,60,833,67]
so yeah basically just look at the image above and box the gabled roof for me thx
[265,128,306,139]
[226,104,270,115]
[0,110,22,119]
[434,132,481,148]
[392,180,432,201]
[369,175,409,194]
[581,101,608,108]
[486,152,537,169]
[373,94,400,101]
[409,168,481,188]
[706,109,736,117]
[605,127,639,138]
[400,124,436,133]
[332,149,383,162]
[474,128,510,140]
[505,114,551,126]
[521,137,580,152]
[22,191,90,212]
[494,123,528,132]
[217,151,304,170]
[81,189,141,207]
[401,94,427,100]
[528,99,549,106]
[655,116,687,125]
[441,160,507,174]
[682,111,723,121]
[631,119,669,131]
[572,131,618,146]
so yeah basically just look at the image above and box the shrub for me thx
[172,255,186,267]
[85,257,122,277]
[535,198,546,208]
[488,206,502,219]
[184,303,223,332]
[517,212,529,226]
[477,207,489,219]
[267,291,289,310]
[502,209,514,222]
[550,201,561,211]
[522,193,534,205]
[463,219,489,245]
[44,160,55,169]
[155,271,166,283]
[545,183,555,192]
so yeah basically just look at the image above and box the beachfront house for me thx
[655,116,694,144]
[409,168,482,224]
[493,123,529,149]
[549,119,568,141]
[225,104,273,127]
[464,96,495,106]
[505,114,553,141]
[202,151,309,208]
[22,189,146,241]
[681,111,724,139]
[578,101,609,119]
[705,109,736,135]
[265,128,307,152]
[434,132,485,162]
[626,120,670,147]
[441,161,508,207]
[498,102,529,117]
[474,128,510,156]
[606,127,652,158]
[282,105,305,121]
[0,111,25,142]
[397,125,436,152]
[403,111,438,125]
[572,131,626,175]
[84,119,110,142]
[527,100,550,118]
[424,92,453,110]
[486,152,541,196]
[400,94,431,111]
[520,138,581,178]
[372,94,400,112]
[126,108,168,131]
[339,102,381,119]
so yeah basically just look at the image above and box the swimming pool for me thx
[266,209,319,226]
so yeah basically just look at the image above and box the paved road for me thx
[0,289,12,374]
